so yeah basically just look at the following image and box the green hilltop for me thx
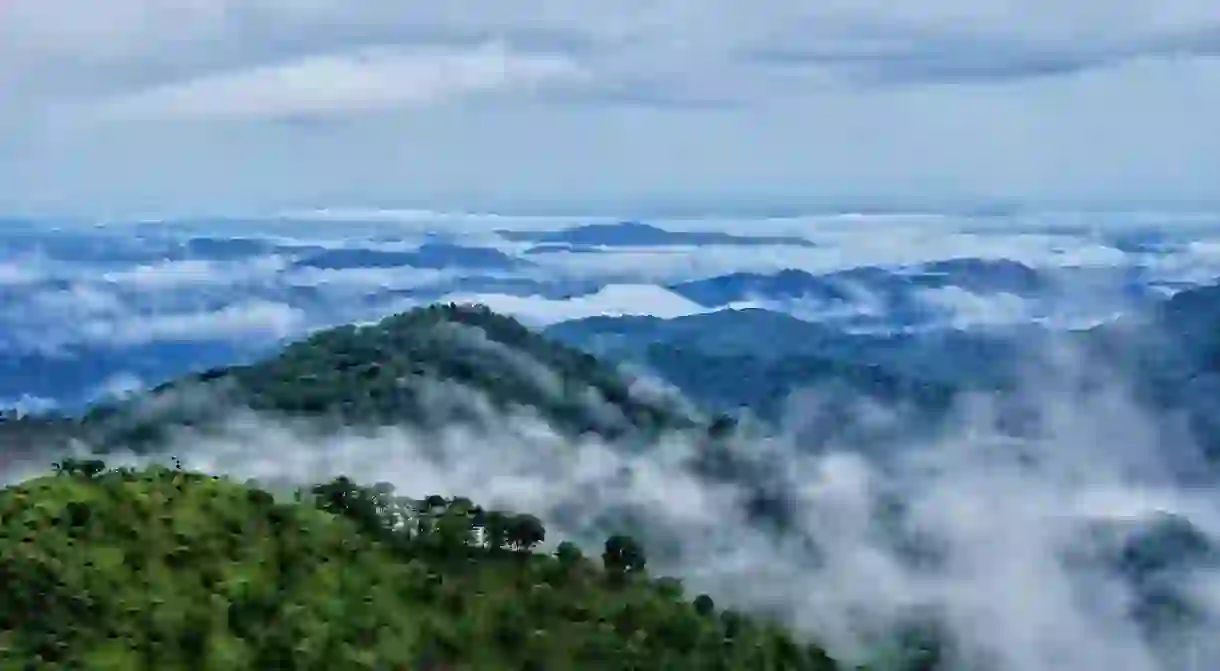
[0,460,843,670]
[51,303,703,452]
[6,302,953,456]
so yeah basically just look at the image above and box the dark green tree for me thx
[507,514,546,552]
[602,534,647,581]
[483,510,511,551]
[555,541,583,569]
[52,458,107,478]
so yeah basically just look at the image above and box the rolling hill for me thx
[0,461,841,669]
[3,303,701,454]
[544,308,1019,386]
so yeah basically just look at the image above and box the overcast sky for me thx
[2,1,1219,216]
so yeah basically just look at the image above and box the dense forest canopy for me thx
[0,459,847,669]
[1,304,704,454]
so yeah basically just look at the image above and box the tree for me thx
[52,458,107,478]
[311,476,385,537]
[431,510,476,557]
[424,494,448,512]
[693,594,715,617]
[602,534,646,581]
[655,577,684,601]
[555,541,583,570]
[483,511,511,551]
[81,458,107,478]
[507,514,546,552]
[721,609,755,642]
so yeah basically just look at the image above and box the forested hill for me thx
[203,303,694,433]
[0,460,844,669]
[7,304,702,452]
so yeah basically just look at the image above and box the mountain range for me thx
[498,221,817,248]
[5,295,1218,668]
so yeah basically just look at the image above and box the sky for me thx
[2,1,1220,216]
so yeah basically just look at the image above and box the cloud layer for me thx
[4,213,1220,408]
[3,2,1219,212]
[96,43,587,122]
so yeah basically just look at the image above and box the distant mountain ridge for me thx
[292,242,528,271]
[668,259,1049,310]
[545,307,1021,385]
[547,280,1220,469]
[499,221,816,248]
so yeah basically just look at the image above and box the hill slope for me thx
[0,461,842,670]
[637,345,958,425]
[544,308,1017,386]
[44,303,699,452]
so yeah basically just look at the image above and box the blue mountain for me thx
[668,260,1048,309]
[183,236,274,260]
[544,307,1019,386]
[293,242,528,271]
[915,258,1047,294]
[668,269,852,306]
[498,221,816,247]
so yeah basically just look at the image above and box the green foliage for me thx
[22,303,706,453]
[602,533,648,582]
[555,541,583,568]
[224,304,695,435]
[0,461,844,670]
[50,457,107,478]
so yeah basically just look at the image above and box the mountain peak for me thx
[499,221,815,248]
[64,303,697,452]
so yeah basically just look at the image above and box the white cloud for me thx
[0,394,58,415]
[281,265,451,291]
[443,283,711,326]
[79,301,307,347]
[100,257,287,289]
[96,42,588,122]
[0,262,44,286]
[726,296,887,325]
[26,283,126,316]
[6,1,1218,100]
[519,226,1144,284]
[89,373,146,402]
[2,2,1219,212]
[916,287,1039,330]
